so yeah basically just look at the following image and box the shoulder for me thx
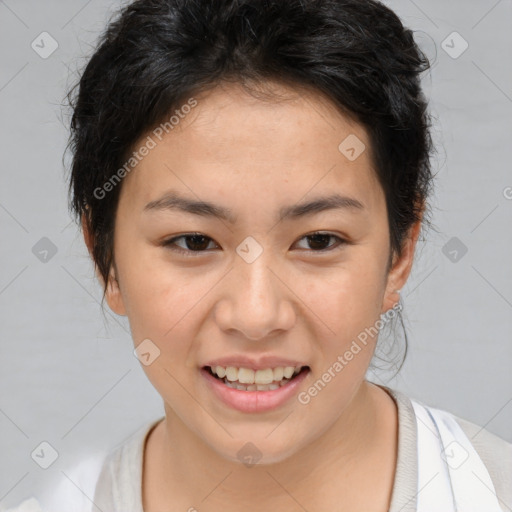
[44,451,107,512]
[451,412,512,506]
[1,452,108,512]
[2,419,163,512]
[93,417,164,510]
[386,386,512,509]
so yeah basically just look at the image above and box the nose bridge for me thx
[216,248,295,340]
[234,233,280,304]
[238,253,277,308]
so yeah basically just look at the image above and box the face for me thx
[87,81,418,464]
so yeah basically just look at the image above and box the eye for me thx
[293,232,347,252]
[160,231,347,257]
[161,233,219,256]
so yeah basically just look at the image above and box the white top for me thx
[4,385,512,512]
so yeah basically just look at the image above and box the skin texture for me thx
[83,81,421,511]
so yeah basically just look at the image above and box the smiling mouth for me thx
[204,365,310,391]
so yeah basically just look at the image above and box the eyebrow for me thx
[143,191,365,223]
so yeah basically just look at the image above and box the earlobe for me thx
[104,268,127,316]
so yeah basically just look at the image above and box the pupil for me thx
[308,234,330,250]
[186,235,209,251]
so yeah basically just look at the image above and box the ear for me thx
[381,218,422,314]
[81,213,127,316]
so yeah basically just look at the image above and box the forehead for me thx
[119,81,383,218]
[170,81,368,164]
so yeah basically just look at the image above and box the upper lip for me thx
[203,356,309,371]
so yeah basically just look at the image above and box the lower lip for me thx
[200,367,310,413]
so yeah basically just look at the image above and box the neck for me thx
[144,381,397,511]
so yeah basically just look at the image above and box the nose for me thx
[214,256,296,341]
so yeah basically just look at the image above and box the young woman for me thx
[6,0,510,511]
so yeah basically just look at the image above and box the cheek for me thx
[128,283,203,345]
[115,247,205,342]
[299,263,386,386]
[302,258,386,334]
[120,259,208,395]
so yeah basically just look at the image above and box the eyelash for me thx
[160,232,348,257]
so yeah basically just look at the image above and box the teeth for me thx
[273,367,284,380]
[211,365,305,384]
[238,368,255,384]
[283,367,295,379]
[255,368,274,384]
[225,367,238,382]
[223,381,289,391]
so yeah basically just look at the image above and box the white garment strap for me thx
[412,400,455,510]
[412,400,503,512]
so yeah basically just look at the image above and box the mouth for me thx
[203,365,310,392]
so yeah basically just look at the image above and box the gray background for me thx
[1,0,511,507]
